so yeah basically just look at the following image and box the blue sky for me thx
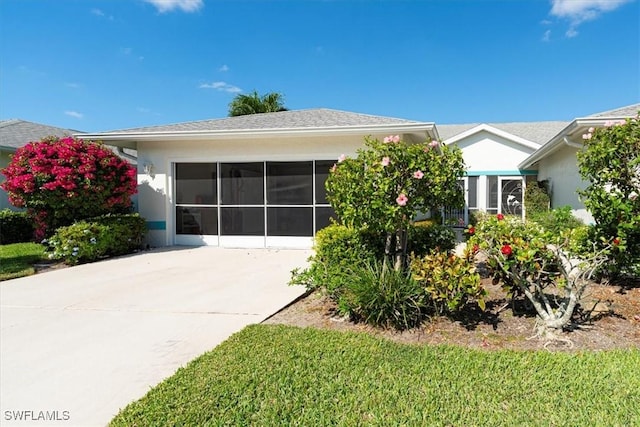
[1,0,638,132]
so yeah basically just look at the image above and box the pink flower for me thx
[413,170,424,179]
[396,193,408,206]
[338,154,346,163]
[588,127,595,133]
[331,164,337,172]
[429,140,439,148]
[629,191,638,201]
[384,135,400,143]
[381,156,390,167]
[582,133,592,140]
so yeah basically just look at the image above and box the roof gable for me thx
[437,121,569,146]
[441,123,542,150]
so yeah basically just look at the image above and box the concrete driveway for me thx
[0,247,309,427]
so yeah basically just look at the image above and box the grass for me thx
[0,242,46,281]
[111,324,640,426]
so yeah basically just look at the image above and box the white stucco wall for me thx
[135,133,387,247]
[451,130,537,173]
[536,144,593,223]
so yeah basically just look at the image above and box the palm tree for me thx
[228,91,287,116]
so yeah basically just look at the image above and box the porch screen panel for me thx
[176,206,217,235]
[487,176,498,214]
[221,163,264,205]
[467,176,478,212]
[267,207,313,236]
[266,162,313,237]
[175,163,217,204]
[501,179,523,216]
[267,162,313,205]
[175,163,217,235]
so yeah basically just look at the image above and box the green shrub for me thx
[290,224,381,296]
[47,214,146,265]
[339,261,427,330]
[529,206,584,241]
[407,222,456,255]
[411,251,486,314]
[524,181,550,219]
[0,209,34,244]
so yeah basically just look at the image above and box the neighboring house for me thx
[519,103,640,224]
[437,121,568,224]
[0,119,82,210]
[79,109,438,248]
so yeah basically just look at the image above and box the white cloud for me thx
[542,29,552,42]
[199,81,242,93]
[65,82,82,89]
[65,111,84,119]
[219,64,229,72]
[549,0,633,37]
[91,8,114,20]
[143,0,204,13]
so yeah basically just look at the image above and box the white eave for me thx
[518,115,632,169]
[441,123,540,150]
[75,122,437,147]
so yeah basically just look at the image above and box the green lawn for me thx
[0,242,46,281]
[111,324,640,426]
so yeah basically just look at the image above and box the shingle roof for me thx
[106,108,421,133]
[0,119,82,150]
[437,121,570,145]
[585,103,640,118]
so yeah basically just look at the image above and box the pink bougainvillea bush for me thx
[1,136,137,239]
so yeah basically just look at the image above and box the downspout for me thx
[563,137,582,149]
[117,146,138,163]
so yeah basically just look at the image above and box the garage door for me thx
[174,160,336,247]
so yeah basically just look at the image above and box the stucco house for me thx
[0,119,82,210]
[79,109,438,248]
[519,103,639,223]
[68,103,640,249]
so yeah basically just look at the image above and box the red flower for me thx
[472,244,480,254]
[613,237,621,246]
[496,213,505,221]
[466,226,475,235]
[501,244,513,256]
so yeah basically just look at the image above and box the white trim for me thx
[219,236,266,248]
[175,234,219,246]
[442,124,540,150]
[77,123,436,142]
[266,236,314,249]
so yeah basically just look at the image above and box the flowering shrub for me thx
[577,115,640,277]
[326,135,465,270]
[1,136,137,238]
[411,251,486,314]
[47,214,146,265]
[469,214,611,334]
